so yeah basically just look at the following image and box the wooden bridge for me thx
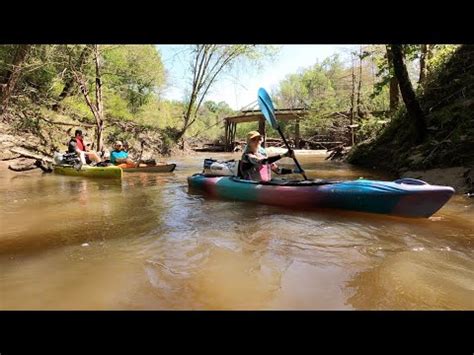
[223,108,308,151]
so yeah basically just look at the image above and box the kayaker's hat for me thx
[247,131,262,143]
[114,141,123,147]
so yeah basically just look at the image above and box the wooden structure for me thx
[223,108,307,151]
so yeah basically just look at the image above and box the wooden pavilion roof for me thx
[224,108,308,124]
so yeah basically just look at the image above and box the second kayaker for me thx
[239,130,301,182]
[110,141,139,168]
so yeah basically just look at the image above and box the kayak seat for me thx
[393,178,429,185]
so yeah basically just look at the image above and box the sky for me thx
[157,45,359,110]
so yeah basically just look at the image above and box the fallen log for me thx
[9,147,53,162]
[325,144,349,161]
[39,116,95,128]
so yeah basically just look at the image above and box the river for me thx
[0,152,473,309]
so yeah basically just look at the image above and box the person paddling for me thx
[239,131,301,182]
[110,141,152,168]
[68,129,101,167]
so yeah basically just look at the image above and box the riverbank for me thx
[0,111,194,173]
[347,45,474,194]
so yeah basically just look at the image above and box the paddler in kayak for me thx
[110,141,136,168]
[239,130,301,182]
[68,129,102,166]
[110,141,152,168]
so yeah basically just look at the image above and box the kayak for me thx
[53,165,123,179]
[122,163,176,173]
[187,174,455,218]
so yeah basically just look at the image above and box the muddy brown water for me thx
[0,153,473,309]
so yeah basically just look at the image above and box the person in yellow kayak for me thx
[68,129,101,166]
[239,130,301,182]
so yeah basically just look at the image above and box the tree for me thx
[418,44,434,87]
[102,45,166,114]
[385,46,400,112]
[356,47,370,117]
[0,45,31,117]
[176,45,276,141]
[70,45,106,152]
[52,45,91,111]
[390,44,426,142]
[350,52,356,123]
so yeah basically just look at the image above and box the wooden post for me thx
[258,118,266,147]
[231,123,237,151]
[295,120,300,149]
[224,120,229,151]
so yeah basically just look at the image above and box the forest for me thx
[0,44,472,190]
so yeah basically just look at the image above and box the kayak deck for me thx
[122,163,176,173]
[53,165,123,179]
[187,174,455,218]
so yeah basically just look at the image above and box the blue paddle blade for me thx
[257,87,279,129]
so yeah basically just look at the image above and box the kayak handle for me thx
[394,178,429,185]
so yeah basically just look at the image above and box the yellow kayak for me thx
[53,165,123,179]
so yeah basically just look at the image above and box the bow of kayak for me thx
[187,174,455,218]
[53,165,123,179]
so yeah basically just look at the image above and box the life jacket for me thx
[76,137,86,151]
[239,146,272,182]
[68,137,85,152]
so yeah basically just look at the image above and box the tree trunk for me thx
[350,53,356,123]
[94,45,104,152]
[356,46,364,117]
[390,44,426,142]
[0,45,31,116]
[419,44,428,86]
[350,53,356,145]
[386,46,400,112]
[72,45,105,153]
[52,46,90,111]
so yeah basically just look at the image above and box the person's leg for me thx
[86,151,101,163]
[117,162,137,169]
[79,151,87,164]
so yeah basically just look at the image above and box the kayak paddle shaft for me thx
[277,126,308,180]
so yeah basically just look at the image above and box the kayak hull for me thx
[187,174,455,218]
[123,164,176,173]
[53,165,123,179]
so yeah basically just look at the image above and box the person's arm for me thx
[246,153,282,165]
[247,150,294,165]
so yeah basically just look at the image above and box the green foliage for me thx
[275,50,389,137]
[427,45,459,72]
[102,45,166,114]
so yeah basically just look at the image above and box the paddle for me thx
[257,87,308,180]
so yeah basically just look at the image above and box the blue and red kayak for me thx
[187,174,455,218]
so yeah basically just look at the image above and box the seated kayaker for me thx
[110,141,135,168]
[68,129,101,166]
[110,141,150,168]
[239,130,300,182]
